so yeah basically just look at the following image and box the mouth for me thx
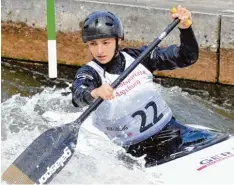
[98,56,107,61]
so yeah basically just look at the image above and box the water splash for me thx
[1,86,155,184]
[1,84,234,184]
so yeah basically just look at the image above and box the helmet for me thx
[82,11,124,43]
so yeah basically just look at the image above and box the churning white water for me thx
[1,84,234,184]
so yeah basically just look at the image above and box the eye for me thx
[89,42,96,46]
[103,41,109,45]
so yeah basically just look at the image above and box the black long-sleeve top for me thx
[72,27,199,108]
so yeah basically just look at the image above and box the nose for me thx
[97,44,104,55]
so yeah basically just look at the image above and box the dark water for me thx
[1,58,78,102]
[158,78,234,112]
[155,78,234,121]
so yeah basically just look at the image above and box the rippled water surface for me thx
[1,59,234,184]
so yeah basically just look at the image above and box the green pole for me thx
[47,0,57,79]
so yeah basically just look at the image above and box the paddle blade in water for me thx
[2,122,79,184]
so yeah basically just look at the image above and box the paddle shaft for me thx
[76,18,180,125]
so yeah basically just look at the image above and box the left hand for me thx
[170,5,192,29]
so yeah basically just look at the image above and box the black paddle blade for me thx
[2,122,79,184]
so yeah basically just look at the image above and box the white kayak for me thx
[146,135,234,184]
[81,121,234,184]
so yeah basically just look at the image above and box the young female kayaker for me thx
[72,5,201,165]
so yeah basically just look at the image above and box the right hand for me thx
[91,83,115,100]
[170,5,192,29]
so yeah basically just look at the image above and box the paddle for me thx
[2,18,181,184]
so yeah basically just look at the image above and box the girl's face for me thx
[87,38,120,64]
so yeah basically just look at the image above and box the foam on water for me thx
[1,84,234,184]
[1,86,157,184]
